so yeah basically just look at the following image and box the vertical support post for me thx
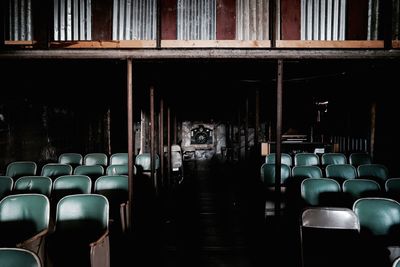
[238,105,241,161]
[160,99,164,185]
[370,102,376,159]
[127,59,134,231]
[167,107,171,185]
[269,0,277,47]
[106,108,112,155]
[173,114,177,144]
[275,59,283,215]
[255,89,260,145]
[150,86,157,193]
[245,97,249,160]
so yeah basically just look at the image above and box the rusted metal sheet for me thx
[112,0,156,40]
[177,0,216,40]
[54,0,92,41]
[7,0,33,40]
[281,0,301,40]
[216,0,236,40]
[236,0,269,40]
[301,0,346,40]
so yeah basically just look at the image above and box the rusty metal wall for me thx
[177,0,216,40]
[368,0,379,40]
[112,0,156,40]
[236,0,269,40]
[393,0,400,40]
[7,0,33,40]
[53,0,92,41]
[301,0,346,40]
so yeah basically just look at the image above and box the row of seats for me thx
[301,198,400,267]
[0,193,110,267]
[266,152,372,167]
[59,152,127,168]
[261,163,389,186]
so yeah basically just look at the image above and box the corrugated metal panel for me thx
[54,0,91,41]
[367,0,379,40]
[236,0,269,40]
[112,0,156,40]
[301,0,346,40]
[7,0,33,41]
[177,0,216,40]
[393,0,400,40]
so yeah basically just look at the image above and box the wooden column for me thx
[150,86,157,193]
[127,59,134,231]
[245,97,249,159]
[92,0,113,40]
[173,114,177,144]
[255,89,260,145]
[159,99,164,185]
[156,0,162,47]
[370,102,376,159]
[275,59,283,215]
[167,107,171,185]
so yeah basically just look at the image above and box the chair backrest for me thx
[349,152,372,167]
[109,153,128,165]
[53,175,92,196]
[171,144,181,152]
[135,153,160,171]
[94,175,128,219]
[292,166,323,179]
[0,176,13,200]
[73,165,104,178]
[353,197,400,265]
[294,153,319,166]
[6,161,37,179]
[343,179,381,200]
[58,153,83,167]
[0,194,49,236]
[321,153,347,165]
[301,207,361,267]
[14,176,52,197]
[325,164,357,181]
[0,248,42,267]
[265,153,292,167]
[41,163,72,180]
[83,153,108,167]
[357,164,389,182]
[386,178,400,193]
[301,178,341,206]
[106,164,128,175]
[56,194,109,237]
[260,163,291,186]
[393,257,400,267]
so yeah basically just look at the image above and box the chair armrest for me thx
[90,231,110,267]
[17,229,48,248]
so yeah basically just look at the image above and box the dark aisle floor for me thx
[157,158,302,267]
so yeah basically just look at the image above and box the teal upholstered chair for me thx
[292,166,323,179]
[6,161,37,180]
[353,197,400,266]
[48,194,110,267]
[84,153,108,167]
[321,153,347,165]
[325,164,357,183]
[301,178,341,206]
[0,248,42,267]
[357,164,389,186]
[58,153,83,168]
[0,194,50,263]
[106,164,128,176]
[265,153,293,167]
[41,163,73,180]
[295,153,319,166]
[14,176,52,197]
[109,153,128,165]
[349,152,372,167]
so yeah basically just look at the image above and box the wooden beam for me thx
[150,86,157,193]
[392,40,400,48]
[127,59,134,231]
[255,89,260,145]
[161,40,271,48]
[275,59,283,215]
[2,48,400,60]
[92,0,113,40]
[50,40,157,48]
[244,97,249,159]
[160,99,164,184]
[167,107,171,185]
[216,0,236,40]
[370,102,376,159]
[280,0,300,40]
[161,0,177,39]
[173,114,177,144]
[347,0,369,40]
[276,40,384,48]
